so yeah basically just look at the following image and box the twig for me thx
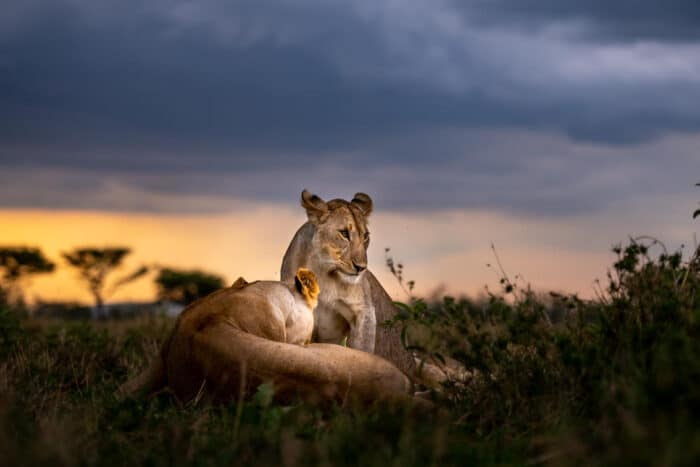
[490,243,512,287]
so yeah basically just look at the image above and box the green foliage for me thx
[391,238,700,465]
[154,267,225,305]
[2,237,700,465]
[0,301,25,356]
[0,311,502,467]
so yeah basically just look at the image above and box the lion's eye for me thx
[339,229,350,240]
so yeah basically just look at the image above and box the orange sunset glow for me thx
[2,202,673,305]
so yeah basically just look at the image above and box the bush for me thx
[1,238,700,465]
[155,268,225,305]
[391,238,700,464]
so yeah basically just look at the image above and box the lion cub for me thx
[231,267,319,345]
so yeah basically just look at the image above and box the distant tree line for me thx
[0,246,226,310]
[154,268,224,305]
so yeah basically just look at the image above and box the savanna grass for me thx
[391,238,700,465]
[1,238,699,466]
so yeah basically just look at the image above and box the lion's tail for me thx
[173,325,416,406]
[118,334,171,398]
[118,356,166,397]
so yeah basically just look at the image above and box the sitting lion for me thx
[281,190,416,377]
[281,190,465,390]
[120,268,414,406]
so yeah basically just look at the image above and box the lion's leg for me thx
[347,305,376,353]
[312,307,349,345]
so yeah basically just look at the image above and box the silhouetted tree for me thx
[0,247,55,305]
[155,268,225,305]
[62,247,147,311]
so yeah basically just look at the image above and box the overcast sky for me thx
[1,1,699,299]
[1,0,698,212]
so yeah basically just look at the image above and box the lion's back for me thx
[162,282,292,400]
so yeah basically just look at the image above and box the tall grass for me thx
[392,238,700,465]
[1,238,699,466]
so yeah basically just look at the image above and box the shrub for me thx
[390,238,700,464]
[154,268,225,305]
[2,238,700,465]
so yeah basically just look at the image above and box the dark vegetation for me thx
[391,238,700,465]
[1,213,700,465]
[155,268,226,305]
[62,247,148,309]
[0,247,54,306]
[0,246,225,312]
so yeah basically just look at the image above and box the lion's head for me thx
[301,189,372,283]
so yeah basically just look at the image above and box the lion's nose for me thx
[353,262,367,273]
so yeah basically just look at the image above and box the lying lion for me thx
[120,268,415,406]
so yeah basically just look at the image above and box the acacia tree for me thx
[0,247,55,305]
[155,267,225,305]
[62,247,147,310]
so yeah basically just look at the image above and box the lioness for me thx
[120,268,413,406]
[281,190,416,377]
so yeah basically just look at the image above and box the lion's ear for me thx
[301,189,329,224]
[231,277,249,289]
[351,192,373,217]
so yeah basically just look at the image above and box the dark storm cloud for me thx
[2,129,697,219]
[1,0,699,214]
[460,0,700,42]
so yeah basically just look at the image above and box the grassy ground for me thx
[1,239,700,466]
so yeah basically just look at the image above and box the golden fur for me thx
[120,268,414,406]
[294,268,320,311]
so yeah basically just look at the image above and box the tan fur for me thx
[119,268,414,406]
[281,190,417,378]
